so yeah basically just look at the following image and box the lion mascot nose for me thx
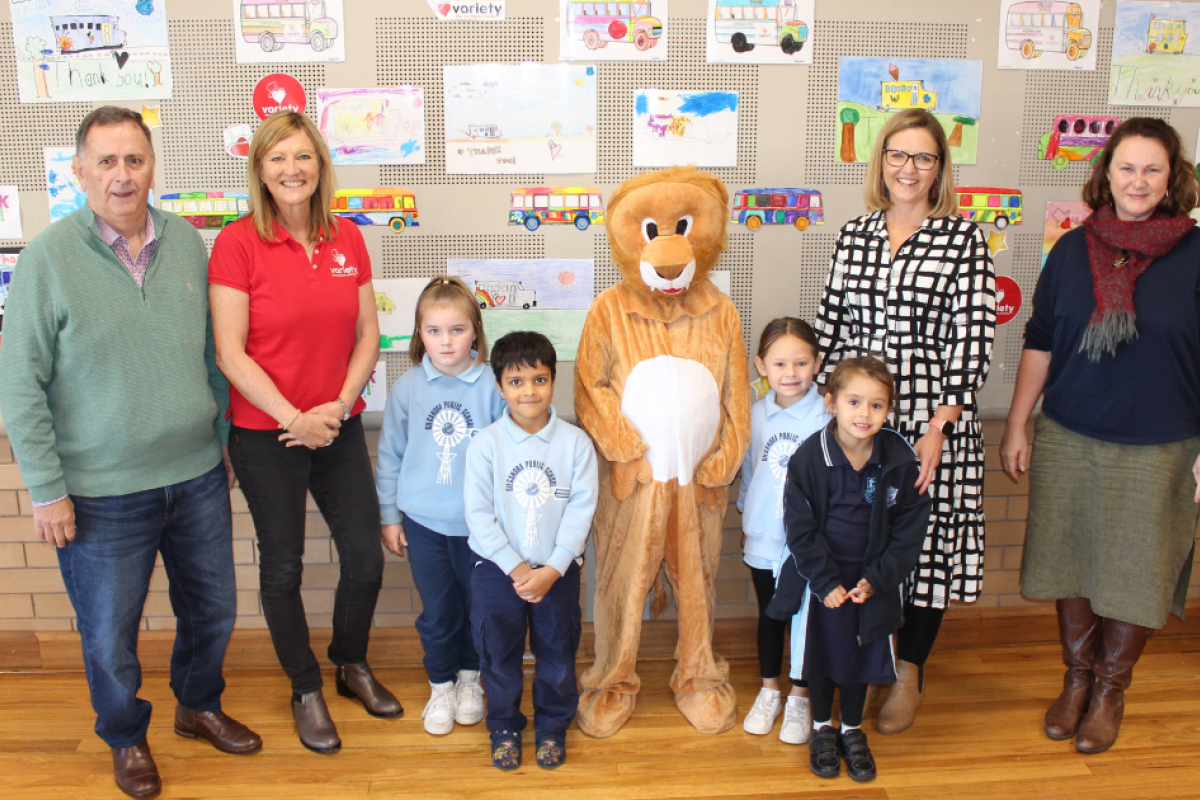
[643,235,694,281]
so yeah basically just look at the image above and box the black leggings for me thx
[750,567,805,687]
[809,677,868,728]
[896,602,945,666]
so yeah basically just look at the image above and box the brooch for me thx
[1111,252,1130,269]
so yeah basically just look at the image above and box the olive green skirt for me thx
[1021,414,1200,628]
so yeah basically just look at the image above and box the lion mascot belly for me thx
[574,167,751,737]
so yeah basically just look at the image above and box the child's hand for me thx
[846,578,875,604]
[823,585,848,609]
[380,523,407,556]
[514,566,561,604]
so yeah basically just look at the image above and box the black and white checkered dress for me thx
[814,211,996,607]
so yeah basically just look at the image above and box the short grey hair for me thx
[75,106,154,155]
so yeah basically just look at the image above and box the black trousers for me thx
[750,567,805,687]
[896,602,945,666]
[230,415,384,694]
[809,678,868,728]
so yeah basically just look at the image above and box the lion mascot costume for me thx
[574,166,751,738]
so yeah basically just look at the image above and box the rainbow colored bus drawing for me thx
[730,188,824,231]
[1038,115,1117,169]
[510,187,605,231]
[331,188,418,232]
[159,192,249,229]
[956,187,1023,229]
[566,2,662,51]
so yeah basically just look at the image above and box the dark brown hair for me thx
[826,356,895,409]
[75,106,154,155]
[756,317,819,361]
[409,276,488,365]
[1082,117,1199,216]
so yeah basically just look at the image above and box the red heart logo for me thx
[438,3,451,15]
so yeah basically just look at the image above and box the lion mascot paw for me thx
[574,167,751,738]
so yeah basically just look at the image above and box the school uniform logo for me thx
[328,249,358,278]
[886,486,899,508]
[864,477,877,504]
[426,402,476,484]
[505,461,563,548]
[762,432,800,519]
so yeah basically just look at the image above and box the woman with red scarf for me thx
[1001,117,1200,755]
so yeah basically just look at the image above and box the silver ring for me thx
[324,440,333,447]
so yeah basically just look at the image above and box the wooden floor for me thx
[3,629,1200,799]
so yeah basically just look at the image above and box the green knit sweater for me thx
[0,205,230,503]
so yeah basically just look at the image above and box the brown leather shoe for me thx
[336,663,404,718]
[877,659,923,734]
[112,740,161,798]
[292,690,341,753]
[1075,618,1151,754]
[174,704,263,753]
[1045,598,1099,740]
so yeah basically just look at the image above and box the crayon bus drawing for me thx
[1038,115,1117,169]
[239,0,339,53]
[730,188,824,231]
[159,192,249,229]
[1147,16,1187,53]
[566,2,662,51]
[714,0,809,55]
[331,188,418,232]
[51,15,126,54]
[509,187,605,231]
[956,187,1023,229]
[1004,2,1092,61]
[475,281,537,310]
[469,124,502,139]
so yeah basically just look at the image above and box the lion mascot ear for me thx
[605,166,729,297]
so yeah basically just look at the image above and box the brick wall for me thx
[2,419,1197,631]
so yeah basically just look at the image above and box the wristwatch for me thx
[928,417,954,436]
[336,398,351,421]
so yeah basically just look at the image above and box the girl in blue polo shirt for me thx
[738,318,830,744]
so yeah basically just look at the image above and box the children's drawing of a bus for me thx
[1005,2,1092,61]
[1147,16,1187,53]
[159,192,250,230]
[731,188,824,231]
[475,282,537,310]
[468,124,502,139]
[331,189,419,233]
[714,0,808,55]
[1038,115,1118,169]
[510,187,605,231]
[880,80,937,112]
[240,0,339,53]
[566,2,662,51]
[956,188,1023,229]
[51,15,126,54]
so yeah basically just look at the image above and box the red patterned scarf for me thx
[1080,204,1195,361]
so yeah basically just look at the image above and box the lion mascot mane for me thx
[575,166,751,737]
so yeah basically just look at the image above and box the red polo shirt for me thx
[208,216,370,430]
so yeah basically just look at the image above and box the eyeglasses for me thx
[883,149,940,171]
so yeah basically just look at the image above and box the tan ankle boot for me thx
[876,660,922,734]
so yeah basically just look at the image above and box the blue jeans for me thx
[57,462,236,749]
[471,556,581,736]
[405,518,478,683]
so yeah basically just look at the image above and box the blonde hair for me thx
[246,111,339,243]
[409,276,488,365]
[863,109,959,218]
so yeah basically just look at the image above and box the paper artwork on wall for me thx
[482,309,589,361]
[318,87,425,165]
[10,0,172,103]
[633,89,739,167]
[443,63,597,174]
[996,0,1099,71]
[709,269,730,297]
[447,258,594,310]
[706,0,813,65]
[836,57,983,165]
[224,124,253,159]
[429,0,506,21]
[361,360,387,413]
[141,105,162,129]
[0,187,24,240]
[1110,1,1200,106]
[1042,201,1092,267]
[374,277,427,352]
[230,0,345,64]
[508,187,604,231]
[558,0,667,62]
[253,73,306,120]
[44,147,86,223]
[0,248,20,338]
[1037,114,1118,169]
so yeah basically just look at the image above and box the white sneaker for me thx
[422,680,457,735]
[779,695,812,744]
[742,687,783,735]
[455,669,484,725]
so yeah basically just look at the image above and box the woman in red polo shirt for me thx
[208,111,399,754]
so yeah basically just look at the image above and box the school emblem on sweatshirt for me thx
[426,402,475,484]
[763,433,800,519]
[506,461,560,548]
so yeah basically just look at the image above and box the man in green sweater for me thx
[0,107,261,798]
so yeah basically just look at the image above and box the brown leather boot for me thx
[876,660,922,734]
[1075,617,1151,754]
[1045,598,1099,740]
[111,740,161,798]
[174,705,263,753]
[336,663,404,718]
[291,690,341,753]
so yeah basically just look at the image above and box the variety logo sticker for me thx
[429,0,506,20]
[253,73,307,120]
[996,275,1023,325]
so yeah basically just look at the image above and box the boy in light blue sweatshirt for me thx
[464,331,598,772]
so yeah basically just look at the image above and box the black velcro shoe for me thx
[808,726,840,778]
[840,728,877,782]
